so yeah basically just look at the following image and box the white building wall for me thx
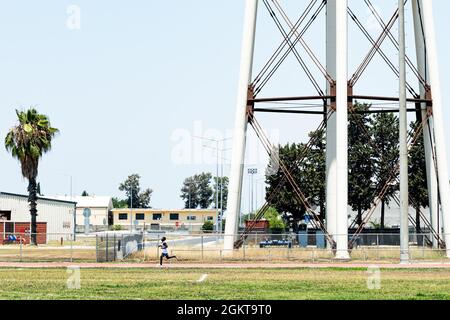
[76,207,109,227]
[0,193,75,240]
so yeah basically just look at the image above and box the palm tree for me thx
[4,109,59,245]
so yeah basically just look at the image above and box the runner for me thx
[158,236,177,266]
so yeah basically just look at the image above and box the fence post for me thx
[114,234,117,261]
[422,235,425,260]
[243,238,246,260]
[106,234,109,262]
[287,236,290,260]
[201,236,204,261]
[70,233,73,263]
[95,235,98,262]
[376,234,380,260]
[19,237,23,262]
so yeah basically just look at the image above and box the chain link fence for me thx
[0,231,448,263]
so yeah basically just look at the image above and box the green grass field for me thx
[0,267,449,300]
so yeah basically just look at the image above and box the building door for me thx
[5,222,14,235]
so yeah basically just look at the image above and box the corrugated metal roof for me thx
[0,192,77,205]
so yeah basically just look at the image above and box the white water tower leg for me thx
[326,0,337,246]
[334,0,350,260]
[420,0,450,258]
[224,0,258,252]
[412,0,440,248]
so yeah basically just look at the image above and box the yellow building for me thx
[111,208,218,232]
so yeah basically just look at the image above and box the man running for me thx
[159,236,177,266]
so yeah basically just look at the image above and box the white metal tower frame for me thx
[225,0,450,259]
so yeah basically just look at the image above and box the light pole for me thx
[399,0,409,263]
[203,145,231,233]
[193,136,232,232]
[130,188,133,232]
[247,168,258,216]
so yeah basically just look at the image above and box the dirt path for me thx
[0,261,449,269]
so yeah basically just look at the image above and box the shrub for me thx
[202,221,214,232]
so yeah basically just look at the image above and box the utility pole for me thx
[399,0,410,263]
[220,157,224,234]
[193,135,232,233]
[216,140,219,232]
[130,188,133,233]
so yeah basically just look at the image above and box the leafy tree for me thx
[112,197,128,209]
[180,172,213,209]
[138,189,152,209]
[5,108,59,245]
[408,121,429,233]
[265,143,308,223]
[348,103,376,226]
[371,112,399,228]
[302,128,326,220]
[263,207,286,230]
[197,172,213,209]
[212,176,229,211]
[118,174,153,208]
[265,128,326,226]
[81,190,89,197]
[180,176,199,209]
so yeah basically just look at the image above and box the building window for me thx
[207,216,214,221]
[0,211,11,221]
[118,213,128,220]
[153,213,162,220]
[170,213,179,220]
[187,216,196,221]
[135,213,145,220]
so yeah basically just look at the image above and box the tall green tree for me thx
[265,143,308,223]
[408,121,429,233]
[197,172,213,209]
[181,176,199,209]
[5,109,59,245]
[348,103,376,226]
[371,112,399,228]
[302,128,326,220]
[180,172,214,209]
[118,174,153,208]
[112,197,128,208]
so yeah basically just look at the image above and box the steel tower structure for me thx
[224,0,450,259]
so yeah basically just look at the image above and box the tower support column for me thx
[412,0,440,248]
[421,0,450,258]
[326,0,337,246]
[224,0,258,251]
[334,0,350,260]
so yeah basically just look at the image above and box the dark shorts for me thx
[161,253,169,258]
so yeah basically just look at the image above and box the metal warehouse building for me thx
[0,192,76,241]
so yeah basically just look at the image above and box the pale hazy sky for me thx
[1,1,450,212]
